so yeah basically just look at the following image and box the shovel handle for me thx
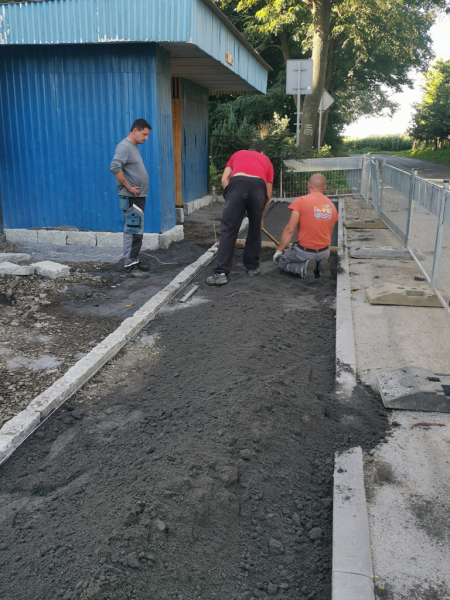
[261,227,279,246]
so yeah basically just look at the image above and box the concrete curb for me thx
[0,243,219,465]
[332,447,375,600]
[335,198,357,398]
[5,225,184,251]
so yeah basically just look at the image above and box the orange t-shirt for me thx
[289,192,339,249]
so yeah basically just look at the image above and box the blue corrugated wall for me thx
[0,43,175,233]
[181,79,209,203]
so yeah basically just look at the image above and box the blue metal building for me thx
[0,0,270,234]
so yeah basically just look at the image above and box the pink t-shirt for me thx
[226,150,274,183]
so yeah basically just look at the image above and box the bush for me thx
[209,108,304,191]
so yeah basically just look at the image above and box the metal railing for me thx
[363,154,450,314]
[280,155,363,198]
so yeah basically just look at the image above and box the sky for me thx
[343,13,450,139]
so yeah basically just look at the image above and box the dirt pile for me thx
[0,249,389,600]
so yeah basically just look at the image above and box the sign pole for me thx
[318,108,322,153]
[296,63,301,146]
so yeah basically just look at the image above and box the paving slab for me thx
[350,246,411,259]
[365,282,441,307]
[345,219,388,229]
[0,261,35,276]
[377,366,450,412]
[31,260,71,279]
[0,253,31,263]
[344,195,450,599]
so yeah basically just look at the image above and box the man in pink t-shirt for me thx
[273,174,338,278]
[206,143,274,286]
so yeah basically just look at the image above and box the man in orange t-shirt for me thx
[273,174,338,278]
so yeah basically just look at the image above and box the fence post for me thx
[431,180,449,288]
[280,168,283,200]
[405,168,418,249]
[379,162,385,216]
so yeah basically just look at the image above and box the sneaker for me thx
[206,273,228,286]
[124,265,149,278]
[247,267,260,276]
[135,262,150,272]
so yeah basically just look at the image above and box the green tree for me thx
[409,59,450,146]
[215,0,448,152]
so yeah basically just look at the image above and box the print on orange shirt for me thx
[314,203,334,220]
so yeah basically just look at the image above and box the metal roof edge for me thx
[198,0,272,72]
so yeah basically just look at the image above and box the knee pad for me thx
[314,259,324,279]
[124,210,142,234]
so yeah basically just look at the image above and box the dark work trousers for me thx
[215,176,267,275]
[122,196,146,268]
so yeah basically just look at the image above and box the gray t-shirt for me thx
[110,138,149,197]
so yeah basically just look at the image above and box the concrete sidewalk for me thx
[344,196,450,599]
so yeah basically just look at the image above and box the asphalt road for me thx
[373,154,450,185]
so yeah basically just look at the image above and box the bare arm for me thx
[277,210,300,252]
[114,172,140,197]
[221,166,233,190]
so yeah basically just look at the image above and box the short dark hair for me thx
[131,119,152,132]
[249,143,265,153]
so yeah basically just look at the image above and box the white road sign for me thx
[319,90,334,111]
[286,60,313,95]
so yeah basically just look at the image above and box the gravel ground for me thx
[0,241,204,427]
[0,247,390,600]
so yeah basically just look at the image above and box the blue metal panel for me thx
[180,79,209,203]
[0,0,268,92]
[0,0,191,45]
[191,0,268,94]
[0,43,175,233]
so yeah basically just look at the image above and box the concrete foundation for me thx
[159,225,184,250]
[183,195,212,215]
[176,208,185,224]
[5,229,38,243]
[67,231,97,246]
[365,283,442,307]
[37,230,68,245]
[377,366,450,412]
[142,233,160,251]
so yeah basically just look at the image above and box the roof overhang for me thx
[161,42,263,94]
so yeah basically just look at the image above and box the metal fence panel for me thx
[408,198,440,283]
[284,155,363,172]
[281,169,361,198]
[434,191,450,309]
[379,165,411,242]
[370,160,380,216]
[361,156,371,205]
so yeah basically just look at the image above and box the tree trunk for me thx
[299,0,332,153]
[279,31,292,63]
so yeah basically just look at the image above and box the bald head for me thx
[308,173,327,192]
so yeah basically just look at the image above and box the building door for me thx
[171,78,183,207]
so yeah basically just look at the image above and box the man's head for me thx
[308,173,327,192]
[129,119,152,145]
[248,143,265,154]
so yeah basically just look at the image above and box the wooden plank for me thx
[172,97,182,207]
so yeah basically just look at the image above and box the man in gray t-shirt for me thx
[110,119,151,275]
